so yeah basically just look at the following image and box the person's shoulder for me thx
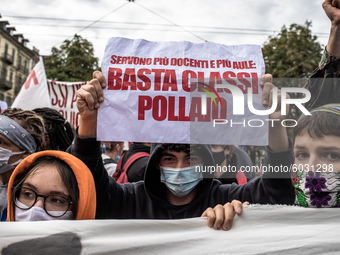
[101,154,111,160]
[127,153,149,170]
[233,147,253,164]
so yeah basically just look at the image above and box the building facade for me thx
[0,19,39,107]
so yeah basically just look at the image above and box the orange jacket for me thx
[7,150,96,221]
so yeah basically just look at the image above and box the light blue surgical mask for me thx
[115,155,120,162]
[160,165,203,197]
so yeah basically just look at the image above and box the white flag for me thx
[11,57,51,109]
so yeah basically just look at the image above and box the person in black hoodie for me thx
[70,70,295,228]
[119,142,151,182]
[211,145,255,185]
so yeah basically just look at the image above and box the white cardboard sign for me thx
[101,38,267,144]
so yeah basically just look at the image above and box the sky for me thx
[1,0,332,64]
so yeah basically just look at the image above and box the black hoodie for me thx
[68,134,295,219]
[120,143,150,182]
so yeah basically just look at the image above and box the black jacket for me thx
[120,143,150,182]
[233,146,255,179]
[68,135,295,219]
[217,151,253,185]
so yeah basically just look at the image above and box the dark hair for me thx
[294,111,340,141]
[159,144,203,154]
[105,142,124,152]
[157,143,211,167]
[33,108,74,151]
[13,156,79,219]
[225,145,234,161]
[2,108,46,151]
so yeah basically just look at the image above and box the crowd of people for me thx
[0,0,339,236]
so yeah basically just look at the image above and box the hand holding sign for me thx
[260,74,289,153]
[260,74,290,122]
[77,71,106,138]
[201,200,249,231]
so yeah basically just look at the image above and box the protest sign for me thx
[99,37,267,145]
[11,57,51,110]
[47,80,86,128]
[1,205,339,254]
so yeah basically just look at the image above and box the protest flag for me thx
[11,56,51,110]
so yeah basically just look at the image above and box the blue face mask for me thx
[115,155,120,162]
[160,165,203,197]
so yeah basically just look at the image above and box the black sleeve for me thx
[304,49,340,110]
[216,139,295,205]
[67,132,137,219]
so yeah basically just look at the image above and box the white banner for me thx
[11,57,51,110]
[0,205,339,254]
[47,80,86,128]
[99,37,267,145]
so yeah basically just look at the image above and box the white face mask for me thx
[14,200,73,221]
[0,147,26,174]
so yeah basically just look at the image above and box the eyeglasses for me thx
[12,186,73,217]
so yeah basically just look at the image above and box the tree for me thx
[262,21,323,135]
[245,22,323,163]
[262,21,323,79]
[44,35,99,81]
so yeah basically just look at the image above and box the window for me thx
[18,55,22,68]
[6,95,11,106]
[4,44,8,56]
[1,67,7,81]
[12,49,15,62]
[9,70,13,82]
[16,74,22,95]
[17,74,22,87]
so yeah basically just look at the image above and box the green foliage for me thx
[262,21,323,79]
[44,35,99,81]
[262,21,323,138]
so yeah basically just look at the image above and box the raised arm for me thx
[215,74,294,205]
[76,71,106,138]
[323,0,340,58]
[260,74,289,152]
[72,71,137,219]
[304,0,340,109]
